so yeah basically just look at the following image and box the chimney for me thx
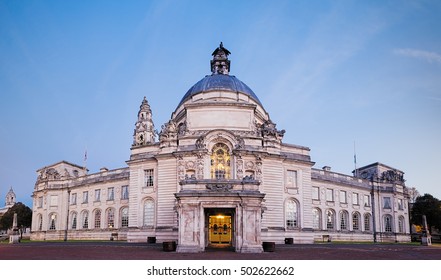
[322,166,331,171]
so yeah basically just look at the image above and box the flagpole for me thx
[83,148,88,174]
[353,141,357,177]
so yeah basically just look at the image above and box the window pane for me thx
[352,193,359,205]
[71,213,77,230]
[364,214,371,231]
[71,193,77,205]
[326,189,334,202]
[364,195,370,207]
[340,191,347,204]
[144,169,154,187]
[95,189,101,201]
[121,208,129,228]
[121,186,129,200]
[384,215,392,232]
[108,187,114,201]
[383,197,391,209]
[352,213,360,230]
[286,200,298,228]
[49,214,56,230]
[340,211,348,230]
[82,211,89,229]
[107,209,115,228]
[210,143,231,179]
[82,191,88,203]
[94,210,101,229]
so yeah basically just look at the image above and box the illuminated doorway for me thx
[206,208,234,247]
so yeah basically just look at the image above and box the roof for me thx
[177,74,262,108]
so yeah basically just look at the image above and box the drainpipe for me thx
[370,177,377,243]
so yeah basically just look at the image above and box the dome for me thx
[178,74,262,107]
[176,43,262,109]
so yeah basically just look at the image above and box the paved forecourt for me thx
[1,242,441,260]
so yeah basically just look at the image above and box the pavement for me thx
[1,241,441,260]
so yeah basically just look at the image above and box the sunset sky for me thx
[1,0,440,207]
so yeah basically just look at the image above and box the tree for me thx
[0,202,32,231]
[410,194,441,231]
[407,187,420,204]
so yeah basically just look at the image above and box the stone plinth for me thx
[9,235,20,244]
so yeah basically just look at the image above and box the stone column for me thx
[421,215,432,246]
[9,213,20,244]
[176,203,202,253]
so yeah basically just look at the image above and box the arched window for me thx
[107,208,115,228]
[398,216,405,233]
[71,212,77,230]
[48,213,57,230]
[312,208,321,230]
[364,213,371,231]
[384,215,393,232]
[143,199,155,227]
[121,207,129,228]
[94,209,101,229]
[82,211,89,229]
[211,143,231,179]
[37,214,43,231]
[326,209,335,230]
[352,212,360,231]
[285,199,299,228]
[340,211,349,230]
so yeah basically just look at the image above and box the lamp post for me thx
[64,188,71,242]
[370,176,377,243]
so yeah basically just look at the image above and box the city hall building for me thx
[31,44,411,252]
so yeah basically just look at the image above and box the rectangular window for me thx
[364,195,371,207]
[312,187,320,200]
[286,170,297,189]
[107,187,114,201]
[50,195,58,206]
[326,189,334,202]
[82,191,88,204]
[383,197,391,209]
[38,197,43,208]
[71,193,77,205]
[352,193,359,205]
[144,169,154,187]
[398,198,404,210]
[121,185,129,200]
[340,190,347,204]
[95,189,101,202]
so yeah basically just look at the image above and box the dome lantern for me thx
[211,42,231,75]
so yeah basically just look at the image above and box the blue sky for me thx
[1,0,440,208]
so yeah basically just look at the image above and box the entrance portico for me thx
[175,179,265,253]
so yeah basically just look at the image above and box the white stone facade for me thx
[31,44,411,251]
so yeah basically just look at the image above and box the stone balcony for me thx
[178,178,261,193]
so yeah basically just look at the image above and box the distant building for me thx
[0,187,16,218]
[31,44,411,252]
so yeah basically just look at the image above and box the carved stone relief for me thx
[236,156,244,179]
[177,155,185,181]
[196,153,205,180]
